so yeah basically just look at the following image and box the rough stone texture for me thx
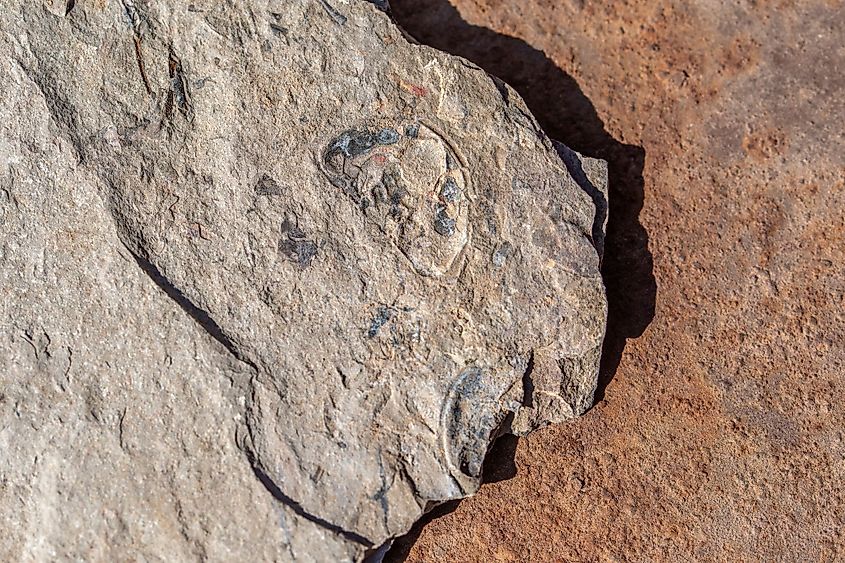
[0,1,607,560]
[389,0,845,560]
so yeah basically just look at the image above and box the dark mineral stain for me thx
[439,177,461,202]
[255,174,284,196]
[381,172,399,192]
[279,215,316,267]
[325,128,402,163]
[372,450,391,531]
[280,239,317,267]
[377,128,400,145]
[167,50,192,120]
[280,216,306,239]
[319,0,348,25]
[390,186,407,206]
[330,130,376,159]
[433,204,456,237]
[492,241,513,267]
[368,306,394,338]
[405,123,420,138]
[269,22,288,37]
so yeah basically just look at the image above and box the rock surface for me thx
[0,1,607,560]
[388,0,845,561]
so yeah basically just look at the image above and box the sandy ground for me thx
[386,0,845,560]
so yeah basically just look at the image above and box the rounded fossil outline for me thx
[317,121,472,278]
[438,365,497,489]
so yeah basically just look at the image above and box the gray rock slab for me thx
[0,0,607,559]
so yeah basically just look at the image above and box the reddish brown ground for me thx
[387,1,845,560]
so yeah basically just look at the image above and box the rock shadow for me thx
[385,0,656,559]
[386,435,519,560]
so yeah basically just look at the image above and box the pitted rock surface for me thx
[0,0,606,559]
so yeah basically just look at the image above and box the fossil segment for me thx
[0,0,607,560]
[321,123,471,277]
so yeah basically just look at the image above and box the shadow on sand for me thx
[385,1,656,559]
